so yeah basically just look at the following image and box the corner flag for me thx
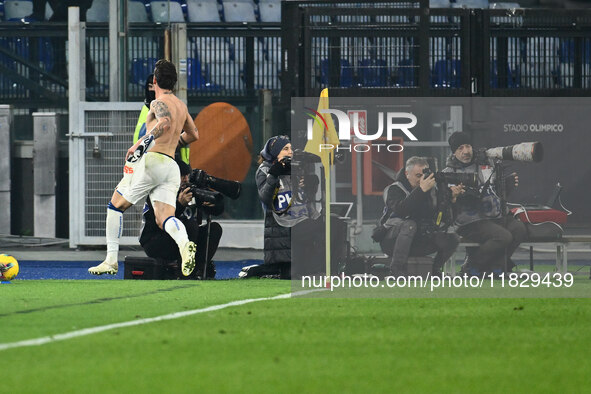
[303,89,340,278]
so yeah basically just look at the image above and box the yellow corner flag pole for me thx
[304,89,340,278]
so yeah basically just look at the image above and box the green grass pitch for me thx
[2,279,590,393]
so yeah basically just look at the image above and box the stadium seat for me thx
[489,2,520,9]
[187,0,221,22]
[558,38,591,88]
[45,1,53,20]
[396,58,416,87]
[259,0,280,23]
[4,0,33,21]
[490,59,515,88]
[432,59,461,87]
[358,58,389,87]
[151,0,185,23]
[87,0,109,22]
[187,57,221,91]
[320,59,354,87]
[222,1,256,23]
[453,0,489,8]
[131,57,157,84]
[128,0,149,23]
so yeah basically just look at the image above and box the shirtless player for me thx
[89,59,199,276]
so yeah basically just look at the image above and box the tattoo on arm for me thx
[149,100,171,138]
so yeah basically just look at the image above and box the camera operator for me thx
[442,132,527,274]
[139,159,221,279]
[254,135,345,279]
[374,156,462,276]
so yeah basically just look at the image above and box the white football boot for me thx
[88,261,118,275]
[181,241,197,276]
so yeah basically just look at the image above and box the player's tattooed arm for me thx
[148,100,171,138]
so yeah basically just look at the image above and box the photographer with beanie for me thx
[443,131,526,275]
[249,135,323,278]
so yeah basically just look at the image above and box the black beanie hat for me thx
[260,135,290,162]
[448,132,472,153]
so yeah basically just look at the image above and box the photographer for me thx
[254,135,340,278]
[442,132,527,274]
[375,156,462,276]
[140,159,221,279]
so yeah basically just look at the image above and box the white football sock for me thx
[105,205,123,264]
[163,216,189,252]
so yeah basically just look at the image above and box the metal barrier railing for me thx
[2,5,591,109]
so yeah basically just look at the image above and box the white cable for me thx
[558,195,573,216]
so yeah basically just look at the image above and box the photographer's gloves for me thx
[269,160,290,177]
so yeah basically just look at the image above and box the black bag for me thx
[525,222,563,242]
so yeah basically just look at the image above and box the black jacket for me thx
[443,154,516,226]
[383,169,438,225]
[256,161,291,265]
[139,195,201,248]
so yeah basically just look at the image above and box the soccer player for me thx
[89,59,199,276]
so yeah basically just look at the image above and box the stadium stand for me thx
[222,0,257,22]
[259,0,280,23]
[320,58,354,87]
[558,38,591,88]
[131,57,157,84]
[432,58,461,87]
[87,0,109,22]
[453,0,489,8]
[128,0,150,23]
[187,0,220,22]
[151,0,185,23]
[4,0,33,21]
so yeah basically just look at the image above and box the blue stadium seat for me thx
[222,1,256,23]
[358,58,389,87]
[490,59,515,88]
[151,0,185,23]
[557,38,591,88]
[396,58,415,87]
[187,57,221,91]
[131,57,157,85]
[259,0,280,22]
[453,0,489,8]
[87,0,109,22]
[320,59,353,88]
[128,0,149,23]
[432,59,461,87]
[4,0,33,21]
[187,0,220,22]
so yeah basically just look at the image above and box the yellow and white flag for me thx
[303,89,340,278]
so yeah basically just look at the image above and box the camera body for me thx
[422,167,479,189]
[185,169,242,216]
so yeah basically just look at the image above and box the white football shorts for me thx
[116,151,180,207]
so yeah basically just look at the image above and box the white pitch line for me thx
[0,289,320,352]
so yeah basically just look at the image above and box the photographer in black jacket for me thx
[375,156,462,275]
[442,132,527,274]
[252,135,346,278]
[140,159,221,279]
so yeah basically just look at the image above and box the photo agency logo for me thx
[304,107,419,152]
